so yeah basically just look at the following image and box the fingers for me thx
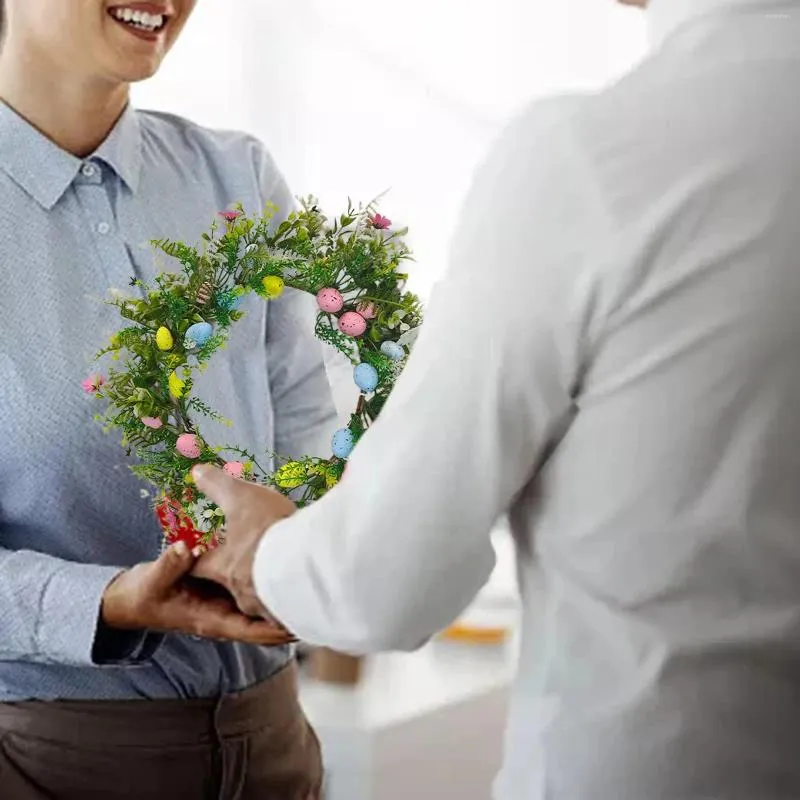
[182,598,297,646]
[222,618,298,647]
[192,464,238,510]
[147,541,196,593]
[189,547,225,584]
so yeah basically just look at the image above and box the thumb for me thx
[149,540,195,591]
[192,464,237,509]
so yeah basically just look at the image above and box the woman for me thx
[0,1,335,797]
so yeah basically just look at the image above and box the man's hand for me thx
[101,540,295,645]
[190,465,297,620]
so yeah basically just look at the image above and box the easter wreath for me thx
[85,199,422,550]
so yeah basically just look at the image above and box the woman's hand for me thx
[101,541,295,645]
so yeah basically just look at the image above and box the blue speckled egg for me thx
[184,321,213,349]
[380,340,405,361]
[331,428,355,459]
[353,363,379,393]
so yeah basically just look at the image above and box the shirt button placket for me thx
[75,164,126,287]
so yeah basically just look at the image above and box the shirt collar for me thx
[646,0,799,49]
[94,105,142,195]
[0,101,141,210]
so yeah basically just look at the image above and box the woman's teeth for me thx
[110,8,166,33]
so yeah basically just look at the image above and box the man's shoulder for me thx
[497,93,588,148]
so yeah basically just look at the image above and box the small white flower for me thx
[139,489,150,499]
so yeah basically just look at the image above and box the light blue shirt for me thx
[0,101,337,701]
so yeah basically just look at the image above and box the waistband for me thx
[0,662,301,747]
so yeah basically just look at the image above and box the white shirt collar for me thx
[646,0,799,49]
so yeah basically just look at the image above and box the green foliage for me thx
[90,198,422,538]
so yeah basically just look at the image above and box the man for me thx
[0,0,334,797]
[192,1,800,798]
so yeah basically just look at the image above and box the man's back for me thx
[500,2,800,798]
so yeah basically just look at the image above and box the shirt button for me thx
[97,222,111,235]
[81,163,97,177]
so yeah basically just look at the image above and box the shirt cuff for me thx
[36,563,157,668]
[252,518,305,638]
[92,620,164,666]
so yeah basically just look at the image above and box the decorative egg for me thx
[356,301,377,320]
[353,363,379,393]
[262,275,285,299]
[380,340,405,361]
[223,461,245,479]
[176,433,202,459]
[331,428,355,459]
[141,416,163,429]
[168,371,185,399]
[155,326,174,351]
[338,311,367,338]
[317,288,344,313]
[184,322,213,349]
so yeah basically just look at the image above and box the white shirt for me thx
[255,2,800,797]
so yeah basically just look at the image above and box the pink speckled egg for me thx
[141,417,163,429]
[176,433,202,459]
[356,301,377,320]
[317,288,344,314]
[223,461,245,479]
[338,311,368,337]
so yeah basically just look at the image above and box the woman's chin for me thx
[105,55,164,85]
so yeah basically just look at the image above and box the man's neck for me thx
[0,45,129,158]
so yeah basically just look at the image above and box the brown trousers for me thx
[0,664,322,800]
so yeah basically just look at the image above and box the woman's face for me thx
[2,0,198,84]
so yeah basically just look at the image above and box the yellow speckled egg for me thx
[262,276,285,299]
[156,326,174,351]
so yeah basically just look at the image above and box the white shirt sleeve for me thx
[253,98,608,653]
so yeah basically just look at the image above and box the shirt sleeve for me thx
[252,99,609,653]
[0,547,154,667]
[253,143,338,459]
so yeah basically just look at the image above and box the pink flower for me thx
[141,417,164,429]
[218,210,243,223]
[82,374,106,394]
[369,213,392,230]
